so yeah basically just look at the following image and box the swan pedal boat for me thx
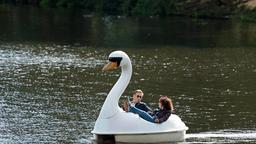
[91,51,188,143]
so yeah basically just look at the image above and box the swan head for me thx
[102,51,130,71]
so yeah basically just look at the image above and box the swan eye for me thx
[109,57,122,66]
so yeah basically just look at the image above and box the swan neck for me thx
[99,62,132,119]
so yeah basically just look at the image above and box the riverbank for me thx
[1,0,256,21]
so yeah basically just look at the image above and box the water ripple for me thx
[186,129,256,143]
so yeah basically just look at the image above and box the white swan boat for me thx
[91,51,188,143]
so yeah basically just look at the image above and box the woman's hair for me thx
[159,96,174,111]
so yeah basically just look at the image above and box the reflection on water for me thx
[1,5,256,143]
[1,5,256,48]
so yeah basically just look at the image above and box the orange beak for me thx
[102,62,118,71]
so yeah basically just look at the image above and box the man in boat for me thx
[123,89,152,114]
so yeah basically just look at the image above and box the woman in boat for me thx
[128,96,174,123]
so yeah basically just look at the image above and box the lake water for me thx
[0,5,256,143]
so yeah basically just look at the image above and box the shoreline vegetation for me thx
[1,0,256,21]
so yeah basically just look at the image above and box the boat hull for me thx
[92,112,188,143]
[115,130,186,143]
[93,130,186,143]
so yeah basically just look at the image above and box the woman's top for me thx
[154,108,171,123]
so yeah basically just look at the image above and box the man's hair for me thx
[132,89,143,95]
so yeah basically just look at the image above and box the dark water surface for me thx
[0,5,256,143]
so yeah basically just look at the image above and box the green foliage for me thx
[56,0,68,7]
[38,0,95,9]
[132,0,160,16]
[93,0,122,15]
[160,0,177,15]
[94,0,104,14]
[2,0,256,21]
[39,0,50,7]
[39,0,55,7]
[122,0,181,16]
[121,0,137,15]
[81,0,95,10]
